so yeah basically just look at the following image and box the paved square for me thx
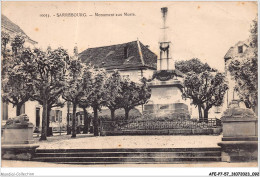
[34,134,222,149]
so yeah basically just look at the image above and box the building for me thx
[79,40,157,82]
[1,15,67,132]
[1,14,38,127]
[223,39,251,110]
[77,40,158,117]
[1,14,37,48]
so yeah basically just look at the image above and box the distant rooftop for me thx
[1,14,37,44]
[79,40,157,70]
[224,39,250,61]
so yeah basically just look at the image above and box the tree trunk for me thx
[47,106,52,137]
[93,107,99,136]
[83,107,89,134]
[252,104,258,115]
[198,105,202,119]
[244,101,251,109]
[40,100,48,141]
[3,44,6,53]
[110,109,115,120]
[67,102,70,135]
[47,107,50,129]
[71,103,77,138]
[203,108,209,123]
[16,104,22,116]
[124,108,129,120]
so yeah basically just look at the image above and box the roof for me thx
[224,40,250,61]
[79,40,157,70]
[224,47,234,60]
[1,14,26,35]
[1,14,37,44]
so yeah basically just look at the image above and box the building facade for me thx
[1,14,38,127]
[1,15,68,132]
[223,39,250,110]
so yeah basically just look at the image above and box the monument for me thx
[218,102,258,162]
[2,114,39,160]
[144,7,190,119]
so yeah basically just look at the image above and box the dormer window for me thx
[124,46,129,59]
[238,45,243,53]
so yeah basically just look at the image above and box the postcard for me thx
[1,1,258,176]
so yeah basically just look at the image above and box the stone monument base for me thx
[2,144,39,160]
[218,106,258,162]
[2,114,39,160]
[144,103,190,119]
[218,141,258,162]
[3,127,34,144]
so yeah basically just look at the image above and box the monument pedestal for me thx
[145,70,190,119]
[218,107,258,162]
[2,114,39,160]
[218,141,258,162]
[221,117,257,141]
[2,144,40,160]
[3,126,35,144]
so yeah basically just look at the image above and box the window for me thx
[80,115,83,124]
[2,101,8,120]
[59,111,62,122]
[51,110,55,122]
[124,46,129,59]
[238,46,243,53]
[56,110,59,122]
[55,110,62,122]
[36,108,40,127]
[69,113,72,121]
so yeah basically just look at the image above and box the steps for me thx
[33,148,221,165]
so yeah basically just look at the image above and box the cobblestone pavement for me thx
[33,134,222,149]
[2,134,258,168]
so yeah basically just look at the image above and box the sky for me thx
[2,1,258,72]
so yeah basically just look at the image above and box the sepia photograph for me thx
[0,0,259,176]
